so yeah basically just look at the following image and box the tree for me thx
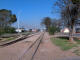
[41,17,51,31]
[0,9,17,34]
[51,19,62,29]
[48,26,60,35]
[54,0,80,43]
[71,0,80,4]
[9,14,17,24]
[48,19,61,35]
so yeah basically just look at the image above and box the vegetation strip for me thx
[51,37,77,51]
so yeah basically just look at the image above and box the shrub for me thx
[0,26,16,35]
[4,26,16,33]
[48,26,60,35]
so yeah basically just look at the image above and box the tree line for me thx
[0,9,17,35]
[41,17,61,34]
[41,0,80,43]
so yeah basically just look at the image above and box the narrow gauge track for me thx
[0,32,40,46]
[19,32,45,60]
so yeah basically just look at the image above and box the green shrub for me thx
[48,26,60,35]
[0,26,16,35]
[4,26,16,33]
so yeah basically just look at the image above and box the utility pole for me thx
[17,11,21,35]
[17,16,20,32]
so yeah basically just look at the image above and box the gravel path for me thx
[33,32,79,60]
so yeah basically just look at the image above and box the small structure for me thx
[16,29,22,32]
[61,28,70,33]
[32,29,40,32]
[15,28,25,33]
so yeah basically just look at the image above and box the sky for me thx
[0,0,60,29]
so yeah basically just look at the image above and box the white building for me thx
[16,28,25,33]
[61,28,70,33]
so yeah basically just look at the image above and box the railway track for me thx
[0,32,40,46]
[19,32,45,60]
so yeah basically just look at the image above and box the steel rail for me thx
[31,32,44,60]
[19,32,44,60]
[0,32,40,46]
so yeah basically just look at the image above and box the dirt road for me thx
[33,32,79,60]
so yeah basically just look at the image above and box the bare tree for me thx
[54,0,80,43]
[41,17,51,31]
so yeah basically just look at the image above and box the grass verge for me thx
[7,37,16,41]
[51,37,77,51]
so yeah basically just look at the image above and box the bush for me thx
[0,26,16,35]
[4,26,16,33]
[48,26,60,35]
[0,29,5,35]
